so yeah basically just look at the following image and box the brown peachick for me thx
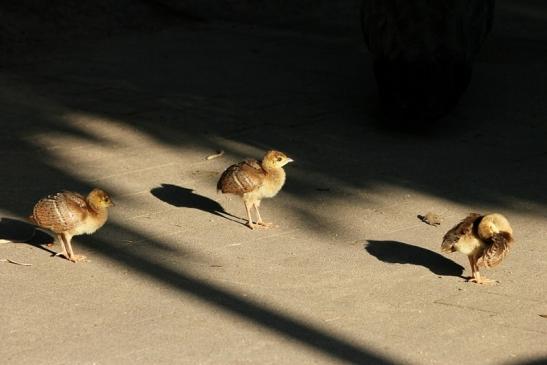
[29,189,114,262]
[441,213,514,284]
[217,150,293,229]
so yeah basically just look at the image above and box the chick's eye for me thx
[276,157,282,161]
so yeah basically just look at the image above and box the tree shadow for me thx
[0,217,56,254]
[3,213,398,363]
[82,228,397,365]
[150,183,245,226]
[0,218,35,243]
[364,240,465,278]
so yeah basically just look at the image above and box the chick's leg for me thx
[254,201,272,228]
[243,200,255,230]
[54,234,69,260]
[467,256,496,284]
[471,272,496,284]
[62,233,87,263]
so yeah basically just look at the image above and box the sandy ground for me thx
[1,2,546,365]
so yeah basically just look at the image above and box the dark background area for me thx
[1,0,545,212]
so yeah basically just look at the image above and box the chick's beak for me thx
[286,157,294,163]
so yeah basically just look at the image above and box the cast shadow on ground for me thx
[1,212,398,363]
[365,240,465,278]
[0,217,56,254]
[150,183,246,226]
[84,228,397,365]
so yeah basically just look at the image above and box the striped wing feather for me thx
[31,192,88,233]
[217,159,265,195]
[478,232,513,268]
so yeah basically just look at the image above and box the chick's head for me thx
[88,188,114,208]
[262,150,294,169]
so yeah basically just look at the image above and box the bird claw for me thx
[257,221,274,228]
[69,254,88,263]
[246,221,276,230]
[467,277,498,285]
[53,252,87,263]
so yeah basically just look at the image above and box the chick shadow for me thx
[365,240,465,278]
[509,359,547,365]
[0,217,56,254]
[150,183,246,226]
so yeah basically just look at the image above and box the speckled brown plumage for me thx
[477,231,513,269]
[29,188,114,262]
[217,150,293,229]
[217,159,264,195]
[441,213,514,284]
[441,213,482,253]
[31,192,89,234]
